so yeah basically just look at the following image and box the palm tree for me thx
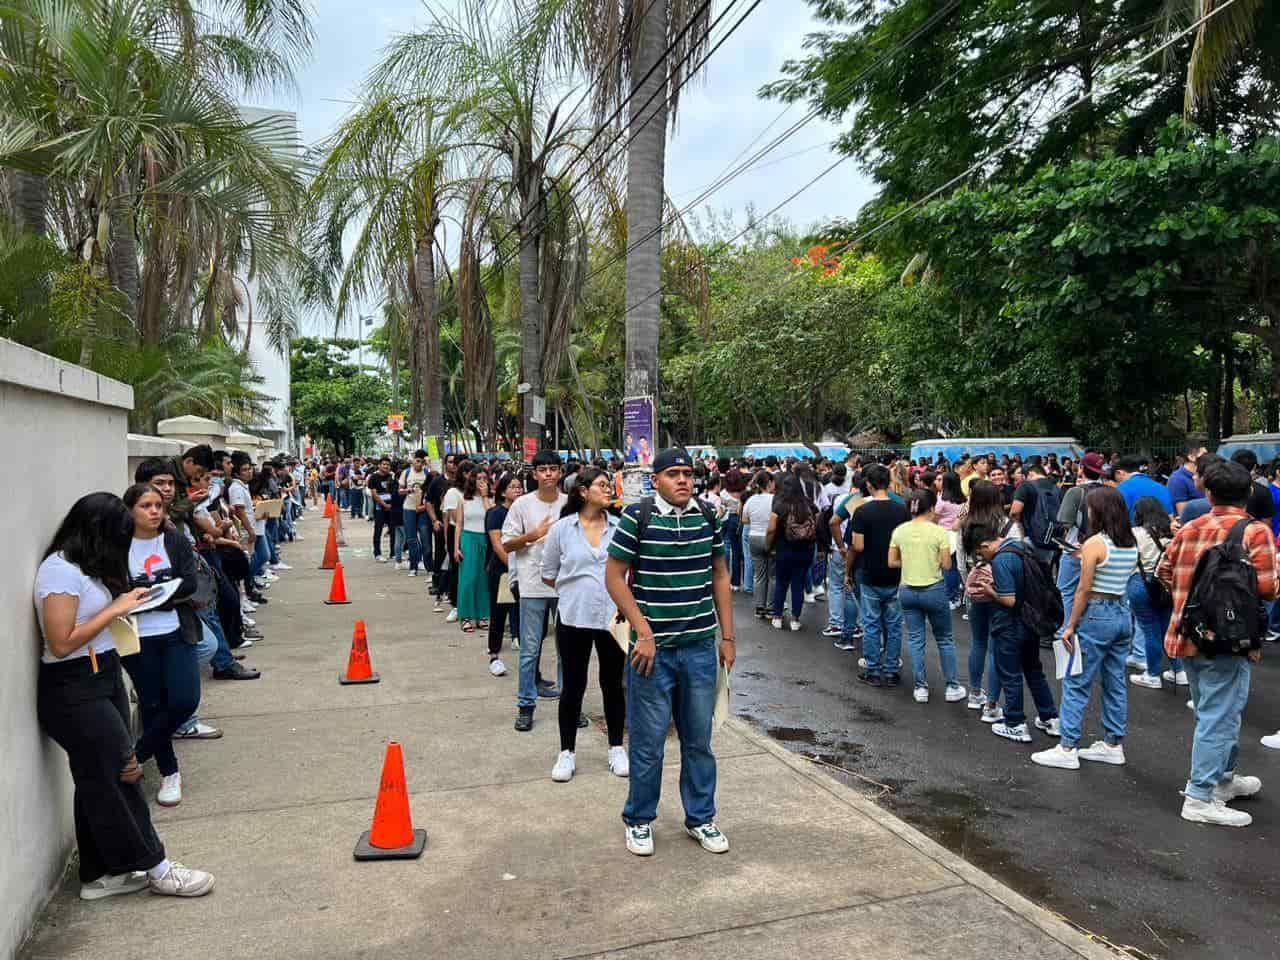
[574,0,712,409]
[1173,0,1266,114]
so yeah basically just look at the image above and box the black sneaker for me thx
[212,662,261,680]
[537,680,561,699]
[883,673,901,687]
[857,670,884,687]
[248,594,269,605]
[242,627,264,640]
[849,628,865,642]
[577,712,589,729]
[514,706,534,732]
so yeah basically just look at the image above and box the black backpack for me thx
[634,496,718,548]
[1006,543,1065,639]
[1180,519,1267,658]
[1025,481,1063,550]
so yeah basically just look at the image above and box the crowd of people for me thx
[32,437,1280,903]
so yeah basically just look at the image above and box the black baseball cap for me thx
[652,448,694,474]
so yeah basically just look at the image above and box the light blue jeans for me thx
[967,600,1000,702]
[1126,573,1181,676]
[826,550,845,630]
[741,526,754,589]
[622,637,718,828]
[403,509,430,572]
[1057,551,1081,628]
[899,581,959,689]
[517,596,562,709]
[859,580,903,675]
[1058,599,1130,748]
[175,620,219,736]
[1184,655,1252,801]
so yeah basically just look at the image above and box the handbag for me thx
[965,560,994,600]
[189,553,218,611]
[610,614,632,653]
[1137,549,1172,611]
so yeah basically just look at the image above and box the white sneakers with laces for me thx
[79,872,149,901]
[1262,731,1280,750]
[1181,796,1251,827]
[489,658,507,677]
[625,823,654,856]
[1130,672,1163,689]
[608,746,630,777]
[912,686,929,704]
[1213,774,1261,803]
[551,750,576,782]
[157,772,182,806]
[991,721,1031,743]
[789,620,802,633]
[944,684,967,703]
[1162,668,1190,686]
[446,609,459,623]
[1033,717,1061,737]
[685,822,730,854]
[1031,744,1079,768]
[148,862,215,897]
[1077,741,1126,765]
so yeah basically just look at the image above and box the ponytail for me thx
[908,488,937,517]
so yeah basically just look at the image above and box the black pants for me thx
[439,526,458,606]
[486,567,519,656]
[558,622,626,752]
[431,523,447,594]
[209,559,245,646]
[38,653,165,883]
[217,544,253,595]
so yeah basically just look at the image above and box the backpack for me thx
[815,502,835,552]
[1180,519,1267,658]
[1072,480,1104,541]
[633,496,719,551]
[1025,481,1063,549]
[1005,543,1064,639]
[785,505,817,543]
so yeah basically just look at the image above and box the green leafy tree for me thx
[290,337,391,454]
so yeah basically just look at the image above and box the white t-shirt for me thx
[128,535,181,637]
[402,467,429,511]
[34,553,116,664]
[462,497,488,533]
[441,487,463,525]
[741,492,775,530]
[228,479,256,534]
[502,490,568,599]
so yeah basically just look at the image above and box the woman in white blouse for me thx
[541,467,628,783]
[35,493,214,899]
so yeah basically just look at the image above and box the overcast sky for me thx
[255,0,878,337]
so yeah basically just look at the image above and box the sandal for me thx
[478,620,489,630]
[462,620,476,633]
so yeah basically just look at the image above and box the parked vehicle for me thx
[1218,433,1280,463]
[743,442,816,461]
[909,437,1085,463]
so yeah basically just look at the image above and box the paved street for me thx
[728,588,1280,960]
[20,511,1118,960]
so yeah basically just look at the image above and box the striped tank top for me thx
[1092,533,1138,596]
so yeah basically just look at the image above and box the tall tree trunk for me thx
[1207,345,1223,447]
[518,169,545,452]
[412,217,444,437]
[623,0,668,409]
[107,174,142,336]
[11,171,48,237]
[1222,343,1236,436]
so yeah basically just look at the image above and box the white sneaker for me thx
[489,658,507,677]
[1124,655,1147,670]
[271,562,292,571]
[1031,744,1079,768]
[408,569,418,577]
[608,746,629,778]
[1262,731,1280,750]
[446,609,458,623]
[992,721,1031,743]
[148,861,215,897]
[1078,741,1126,765]
[789,620,802,632]
[966,690,985,710]
[263,571,279,582]
[375,556,388,563]
[1181,796,1252,827]
[1162,669,1190,686]
[913,686,929,703]
[981,704,1004,724]
[1034,717,1061,737]
[685,822,730,854]
[1187,699,1196,711]
[626,823,654,856]
[241,602,257,614]
[944,684,967,703]
[1130,672,1162,689]
[1214,775,1261,803]
[771,617,783,630]
[803,592,815,604]
[238,639,254,649]
[241,615,256,628]
[813,587,825,599]
[157,772,182,807]
[551,750,576,782]
[80,872,148,901]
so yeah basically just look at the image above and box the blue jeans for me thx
[350,489,364,518]
[992,616,1057,727]
[176,617,224,735]
[250,534,270,580]
[899,581,959,689]
[1183,655,1252,801]
[841,575,862,640]
[859,580,903,675]
[967,600,1000,701]
[517,596,562,709]
[722,514,742,588]
[197,606,234,673]
[826,550,846,630]
[773,543,814,618]
[622,637,718,828]
[741,526,754,589]
[403,509,430,572]
[943,560,962,604]
[1126,574,1180,676]
[1057,551,1081,626]
[1268,599,1280,636]
[1059,599,1130,747]
[266,518,281,565]
[121,629,200,777]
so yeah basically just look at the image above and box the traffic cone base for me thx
[324,598,352,605]
[339,670,379,685]
[354,827,426,861]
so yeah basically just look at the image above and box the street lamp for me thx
[356,313,375,371]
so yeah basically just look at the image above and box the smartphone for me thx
[1050,536,1077,554]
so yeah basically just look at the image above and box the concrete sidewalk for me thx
[20,510,1118,959]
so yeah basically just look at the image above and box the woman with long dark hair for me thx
[540,467,627,783]
[935,471,966,607]
[767,472,817,630]
[959,480,1007,720]
[742,470,775,619]
[484,471,523,676]
[1127,496,1183,690]
[454,469,494,633]
[1033,485,1137,771]
[35,492,213,899]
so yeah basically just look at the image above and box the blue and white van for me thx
[909,437,1085,463]
[1218,433,1280,464]
[743,442,816,461]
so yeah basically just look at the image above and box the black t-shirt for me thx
[367,472,396,512]
[1012,479,1038,518]
[849,498,911,588]
[426,474,449,514]
[486,505,509,574]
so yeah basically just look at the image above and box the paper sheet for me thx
[130,578,183,614]
[713,664,731,730]
[1053,638,1083,679]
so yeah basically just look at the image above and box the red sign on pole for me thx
[523,436,540,462]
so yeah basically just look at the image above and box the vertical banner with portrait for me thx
[621,396,656,503]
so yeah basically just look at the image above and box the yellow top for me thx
[890,520,950,587]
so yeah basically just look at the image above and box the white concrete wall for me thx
[127,433,183,487]
[0,339,133,956]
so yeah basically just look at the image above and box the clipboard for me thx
[108,616,141,657]
[713,664,731,730]
[257,498,285,518]
[130,578,182,614]
[496,573,515,605]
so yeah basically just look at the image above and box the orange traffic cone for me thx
[319,520,340,570]
[324,561,352,605]
[339,619,379,684]
[354,741,426,861]
[324,494,335,519]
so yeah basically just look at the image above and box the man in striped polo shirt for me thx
[606,448,737,857]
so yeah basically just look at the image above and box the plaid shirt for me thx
[1156,506,1279,659]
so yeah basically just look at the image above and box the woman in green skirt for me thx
[453,470,494,633]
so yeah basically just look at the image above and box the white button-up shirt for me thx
[541,512,619,630]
